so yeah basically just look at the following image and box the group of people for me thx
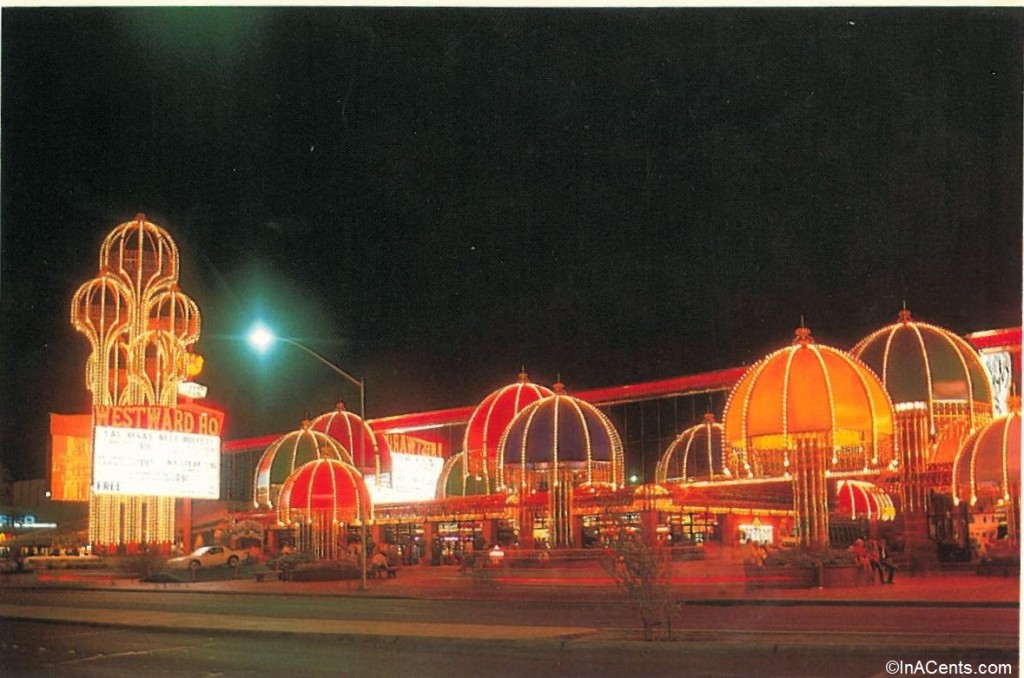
[850,537,896,584]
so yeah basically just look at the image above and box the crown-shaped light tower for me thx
[71,214,201,549]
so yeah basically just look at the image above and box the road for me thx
[3,619,1018,678]
[0,589,1017,677]
[1,588,1018,639]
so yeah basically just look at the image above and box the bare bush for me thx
[601,529,677,641]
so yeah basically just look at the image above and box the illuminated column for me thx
[896,404,930,514]
[895,404,933,562]
[517,506,535,550]
[421,521,435,565]
[481,519,496,547]
[572,514,586,546]
[179,499,192,554]
[718,513,738,551]
[548,469,575,548]
[640,507,659,547]
[792,436,829,550]
[1008,487,1020,547]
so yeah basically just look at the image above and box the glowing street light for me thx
[247,324,275,352]
[246,323,369,590]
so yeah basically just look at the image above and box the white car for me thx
[166,545,245,572]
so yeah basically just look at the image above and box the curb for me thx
[4,581,1019,610]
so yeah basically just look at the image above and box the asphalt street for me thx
[1,562,1018,677]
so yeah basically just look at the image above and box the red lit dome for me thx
[951,399,1021,507]
[254,420,354,509]
[463,371,553,482]
[835,480,896,521]
[656,413,728,483]
[497,382,624,492]
[852,309,993,432]
[277,458,372,525]
[723,326,896,477]
[311,401,391,475]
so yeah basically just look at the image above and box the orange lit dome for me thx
[723,326,896,477]
[852,308,993,432]
[254,420,354,509]
[277,458,372,525]
[951,398,1021,507]
[497,382,624,491]
[311,401,391,476]
[464,371,554,478]
[656,413,729,483]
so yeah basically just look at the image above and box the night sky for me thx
[2,7,1021,482]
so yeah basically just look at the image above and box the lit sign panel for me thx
[50,413,94,502]
[0,515,58,530]
[383,433,442,457]
[177,381,209,399]
[91,404,225,499]
[366,452,444,504]
[981,351,1013,416]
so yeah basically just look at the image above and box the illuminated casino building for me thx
[216,320,1018,564]
[40,216,1020,564]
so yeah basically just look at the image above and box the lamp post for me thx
[247,324,370,591]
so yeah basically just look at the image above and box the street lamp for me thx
[247,325,366,419]
[247,323,370,590]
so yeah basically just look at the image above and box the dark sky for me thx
[2,7,1021,482]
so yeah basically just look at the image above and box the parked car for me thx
[166,545,246,572]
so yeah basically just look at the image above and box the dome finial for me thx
[335,400,347,412]
[703,412,716,424]
[898,303,913,324]
[517,367,529,383]
[302,413,312,429]
[793,320,814,345]
[553,374,566,395]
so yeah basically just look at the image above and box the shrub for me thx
[601,529,677,641]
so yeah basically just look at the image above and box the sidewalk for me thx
[0,602,597,642]
[5,558,1019,607]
